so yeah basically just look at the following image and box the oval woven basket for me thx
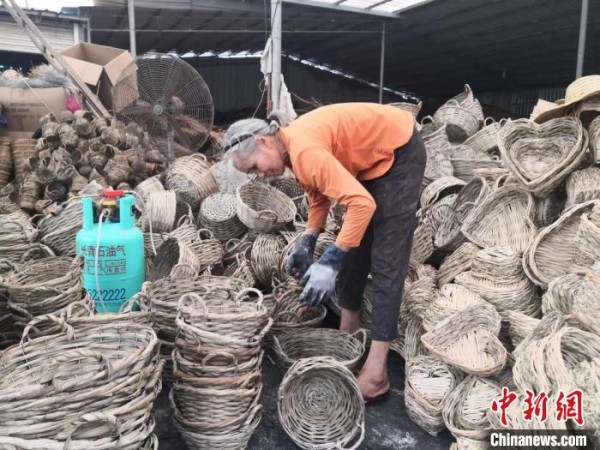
[433,100,480,144]
[236,181,296,232]
[174,347,264,379]
[141,190,178,233]
[541,272,584,317]
[460,185,536,254]
[175,403,262,450]
[506,310,541,348]
[523,200,599,287]
[410,216,434,264]
[405,355,463,437]
[420,176,466,209]
[420,303,506,377]
[165,154,218,208]
[0,317,161,442]
[198,192,247,241]
[463,118,502,155]
[455,248,540,319]
[250,233,286,287]
[269,176,305,204]
[223,253,256,289]
[389,101,422,119]
[150,237,202,281]
[278,356,365,450]
[421,283,488,331]
[442,375,501,440]
[273,328,367,371]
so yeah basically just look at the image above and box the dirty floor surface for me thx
[155,346,455,450]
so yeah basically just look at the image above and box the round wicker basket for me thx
[278,356,365,450]
[236,181,296,232]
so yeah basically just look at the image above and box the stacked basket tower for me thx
[170,289,272,448]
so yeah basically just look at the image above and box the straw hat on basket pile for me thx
[534,75,600,123]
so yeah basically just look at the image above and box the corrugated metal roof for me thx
[77,0,599,100]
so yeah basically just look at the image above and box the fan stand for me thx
[153,101,175,162]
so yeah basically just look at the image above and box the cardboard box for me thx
[60,42,134,112]
[0,86,68,133]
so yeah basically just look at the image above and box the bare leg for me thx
[340,307,361,334]
[358,340,391,401]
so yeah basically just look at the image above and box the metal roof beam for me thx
[282,0,402,18]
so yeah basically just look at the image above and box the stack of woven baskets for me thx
[171,289,272,449]
[0,314,163,448]
[397,83,600,448]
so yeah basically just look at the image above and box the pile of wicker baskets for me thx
[171,289,272,449]
[0,314,162,448]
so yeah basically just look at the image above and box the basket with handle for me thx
[449,84,484,121]
[460,185,536,254]
[389,100,422,119]
[541,272,584,317]
[523,200,599,288]
[423,193,457,236]
[433,100,480,144]
[174,347,264,379]
[405,355,463,436]
[165,154,218,209]
[506,310,541,348]
[434,178,490,252]
[186,229,224,272]
[442,375,502,440]
[278,356,365,450]
[269,176,305,205]
[174,403,262,450]
[140,190,178,233]
[420,303,507,377]
[176,290,271,344]
[236,181,297,232]
[0,316,162,442]
[272,328,367,371]
[463,117,502,155]
[250,233,286,287]
[198,192,247,241]
[223,253,256,289]
[150,237,202,281]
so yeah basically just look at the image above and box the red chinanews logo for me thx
[491,388,584,427]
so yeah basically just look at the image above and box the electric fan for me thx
[112,53,214,160]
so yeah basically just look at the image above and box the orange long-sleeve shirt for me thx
[278,103,415,248]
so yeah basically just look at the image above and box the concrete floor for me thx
[155,347,455,450]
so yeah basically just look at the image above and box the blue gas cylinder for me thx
[76,192,145,313]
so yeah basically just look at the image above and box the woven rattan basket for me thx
[463,117,502,155]
[175,404,262,450]
[410,216,434,264]
[460,185,536,253]
[389,101,423,119]
[434,178,490,251]
[421,283,488,331]
[150,237,202,281]
[141,190,178,233]
[498,117,588,197]
[572,207,600,270]
[236,181,296,232]
[278,356,365,450]
[273,328,367,371]
[0,318,162,443]
[456,248,540,318]
[565,167,600,208]
[250,233,286,287]
[442,375,501,440]
[433,100,480,144]
[420,304,506,376]
[165,154,218,208]
[420,176,466,209]
[198,192,247,241]
[405,355,463,436]
[590,115,600,164]
[523,200,599,287]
